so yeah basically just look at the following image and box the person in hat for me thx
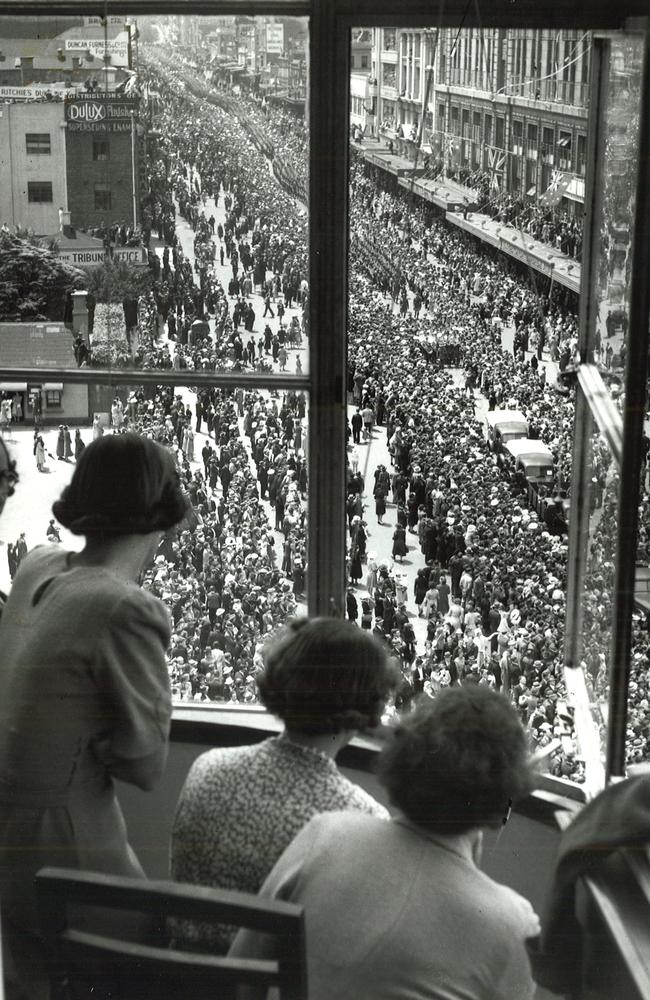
[0,433,188,997]
[172,618,399,953]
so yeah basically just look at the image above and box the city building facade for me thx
[0,19,140,233]
[361,27,590,214]
[0,101,67,233]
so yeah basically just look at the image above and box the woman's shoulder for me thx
[184,742,268,789]
[474,868,541,938]
[298,810,388,855]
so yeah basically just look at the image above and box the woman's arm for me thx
[91,591,172,790]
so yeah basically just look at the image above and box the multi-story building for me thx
[350,28,374,133]
[432,29,589,208]
[368,27,590,214]
[0,18,141,233]
[0,101,67,233]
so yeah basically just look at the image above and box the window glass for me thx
[0,14,309,378]
[27,181,53,202]
[94,183,112,211]
[93,138,110,161]
[0,11,311,712]
[25,132,51,154]
[349,24,623,785]
[590,32,644,369]
[0,379,308,707]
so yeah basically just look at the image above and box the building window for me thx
[27,182,53,203]
[558,130,572,170]
[94,184,112,211]
[360,54,369,69]
[93,139,110,161]
[382,64,396,88]
[577,133,587,176]
[45,391,62,408]
[25,133,51,155]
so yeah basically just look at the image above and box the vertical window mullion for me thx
[307,0,349,617]
[564,40,609,663]
[608,29,650,779]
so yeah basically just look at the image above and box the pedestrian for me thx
[392,524,407,561]
[375,489,387,525]
[63,425,73,461]
[346,587,359,623]
[56,425,65,461]
[361,403,374,441]
[74,429,85,461]
[351,408,363,444]
[92,414,104,440]
[33,433,46,472]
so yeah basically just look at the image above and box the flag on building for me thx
[445,133,461,168]
[539,169,573,207]
[487,146,506,190]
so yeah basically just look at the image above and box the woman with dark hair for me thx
[0,433,187,998]
[232,687,539,1000]
[172,617,399,952]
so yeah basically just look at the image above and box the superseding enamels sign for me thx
[65,96,139,133]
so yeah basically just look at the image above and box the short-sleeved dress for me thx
[0,546,172,982]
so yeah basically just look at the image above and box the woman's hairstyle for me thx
[53,433,187,537]
[378,686,533,834]
[257,617,400,735]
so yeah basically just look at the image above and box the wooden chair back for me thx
[36,866,307,1000]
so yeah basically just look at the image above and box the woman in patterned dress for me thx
[171,617,399,952]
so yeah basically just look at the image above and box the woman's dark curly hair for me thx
[53,433,187,537]
[257,617,400,735]
[378,687,533,834]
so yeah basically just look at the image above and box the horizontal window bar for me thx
[0,368,311,391]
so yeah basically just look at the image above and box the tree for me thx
[0,230,83,322]
[83,258,152,304]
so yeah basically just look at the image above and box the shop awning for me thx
[43,382,64,390]
[0,382,27,391]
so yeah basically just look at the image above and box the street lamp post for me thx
[130,111,138,228]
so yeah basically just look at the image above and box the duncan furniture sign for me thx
[65,96,138,132]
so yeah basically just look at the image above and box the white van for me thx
[503,439,554,484]
[485,409,529,453]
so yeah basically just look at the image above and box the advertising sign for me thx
[64,32,130,67]
[499,236,554,277]
[83,16,126,26]
[0,85,67,100]
[58,246,147,267]
[65,96,138,133]
[266,23,284,55]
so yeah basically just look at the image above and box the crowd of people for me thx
[94,51,646,770]
[344,156,648,772]
[106,383,308,705]
[421,160,584,261]
[7,47,645,772]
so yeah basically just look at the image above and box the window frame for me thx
[26,180,53,202]
[25,132,51,155]
[0,0,649,794]
[94,182,112,211]
[93,138,110,161]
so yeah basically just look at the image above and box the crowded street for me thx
[0,18,648,776]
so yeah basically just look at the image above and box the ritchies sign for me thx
[65,96,138,132]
